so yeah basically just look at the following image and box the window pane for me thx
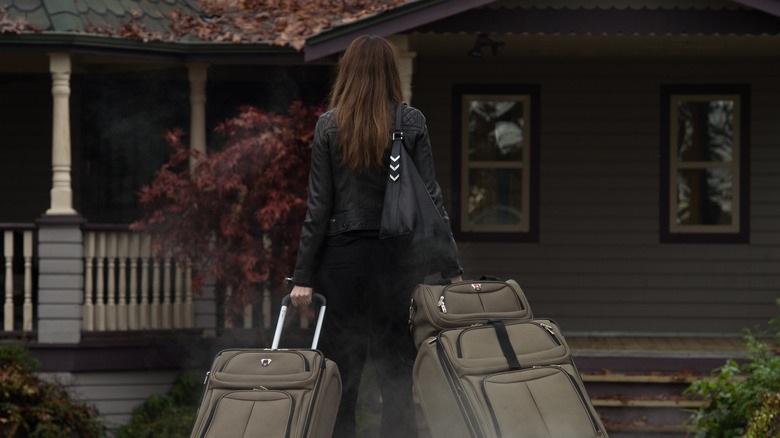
[676,100,734,163]
[676,168,733,226]
[467,168,523,226]
[468,100,525,161]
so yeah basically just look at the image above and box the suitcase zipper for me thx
[437,295,447,313]
[536,321,562,346]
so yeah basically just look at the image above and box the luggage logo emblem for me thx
[471,283,482,291]
[261,359,272,367]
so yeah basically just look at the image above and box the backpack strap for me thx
[393,102,405,141]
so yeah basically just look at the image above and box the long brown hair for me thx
[329,35,404,170]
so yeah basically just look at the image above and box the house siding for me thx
[412,53,780,335]
[39,370,182,429]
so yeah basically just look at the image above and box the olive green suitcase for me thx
[410,277,606,438]
[414,317,607,438]
[190,294,341,438]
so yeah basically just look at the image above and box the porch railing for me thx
[82,226,291,333]
[82,226,197,331]
[1,224,35,333]
[1,223,300,337]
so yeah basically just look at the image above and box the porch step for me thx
[568,335,748,437]
[583,372,704,437]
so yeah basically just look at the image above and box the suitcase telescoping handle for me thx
[272,293,327,350]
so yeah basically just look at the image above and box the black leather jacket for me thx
[292,105,462,286]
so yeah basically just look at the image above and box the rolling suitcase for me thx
[410,279,607,438]
[190,293,342,438]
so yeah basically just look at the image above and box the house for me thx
[1,0,779,434]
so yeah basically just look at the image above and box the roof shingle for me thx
[2,0,201,33]
[13,0,41,13]
[1,0,415,50]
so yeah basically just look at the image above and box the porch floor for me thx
[566,334,757,375]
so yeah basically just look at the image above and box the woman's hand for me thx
[290,285,313,308]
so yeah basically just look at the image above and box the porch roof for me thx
[0,0,442,61]
[1,0,780,62]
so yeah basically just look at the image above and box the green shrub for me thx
[744,392,780,438]
[685,299,780,438]
[0,345,105,438]
[115,372,202,438]
[0,344,40,371]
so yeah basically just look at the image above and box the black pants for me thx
[316,232,421,438]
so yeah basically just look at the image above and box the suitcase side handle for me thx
[272,293,327,350]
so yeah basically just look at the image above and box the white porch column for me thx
[37,53,83,344]
[47,53,76,215]
[187,63,208,171]
[388,35,417,104]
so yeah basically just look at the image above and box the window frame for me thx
[659,84,751,243]
[451,84,540,242]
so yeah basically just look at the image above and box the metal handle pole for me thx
[272,294,326,350]
[311,304,326,350]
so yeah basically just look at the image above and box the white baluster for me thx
[128,234,140,330]
[185,261,194,328]
[261,235,273,330]
[140,235,151,330]
[106,232,117,331]
[151,253,160,330]
[262,286,271,329]
[243,301,253,329]
[22,231,33,332]
[173,259,183,329]
[3,231,14,331]
[224,286,233,329]
[95,232,106,331]
[162,255,172,329]
[117,233,128,331]
[82,232,95,331]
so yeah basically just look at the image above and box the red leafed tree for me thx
[131,102,324,319]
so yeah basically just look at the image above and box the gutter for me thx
[730,0,780,17]
[303,0,496,61]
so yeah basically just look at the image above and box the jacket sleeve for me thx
[409,110,463,278]
[292,114,334,287]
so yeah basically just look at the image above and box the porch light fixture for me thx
[468,34,504,58]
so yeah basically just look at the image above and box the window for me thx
[660,85,750,243]
[452,85,539,241]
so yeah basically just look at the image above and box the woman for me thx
[289,35,462,438]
